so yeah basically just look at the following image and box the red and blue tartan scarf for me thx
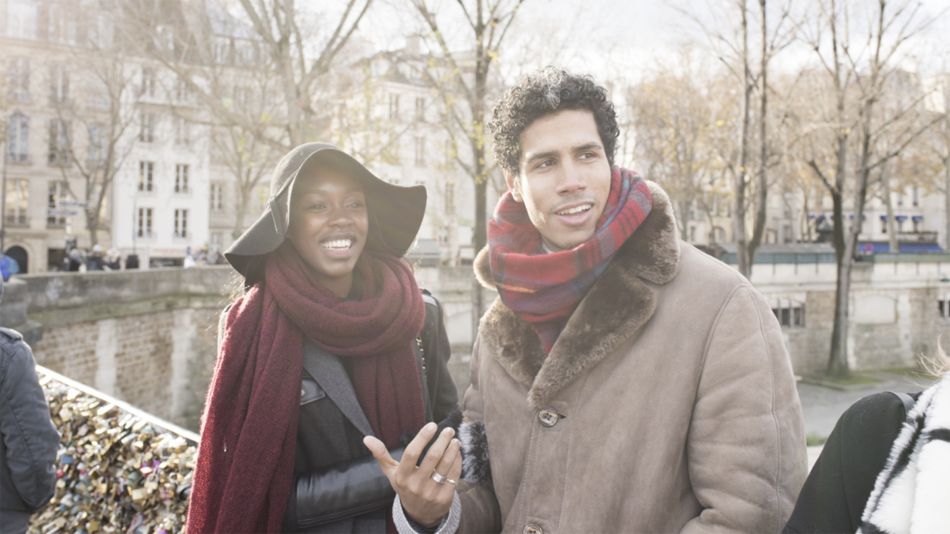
[488,167,652,353]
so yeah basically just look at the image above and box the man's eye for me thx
[536,159,554,169]
[579,152,596,159]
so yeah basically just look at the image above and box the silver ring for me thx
[430,470,448,485]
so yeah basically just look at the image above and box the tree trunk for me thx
[746,0,769,269]
[945,156,950,251]
[679,199,691,241]
[733,0,753,279]
[881,164,898,252]
[827,186,850,378]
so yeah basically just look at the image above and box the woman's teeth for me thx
[321,239,352,250]
[557,204,592,216]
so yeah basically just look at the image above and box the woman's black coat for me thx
[282,290,459,533]
[783,391,919,534]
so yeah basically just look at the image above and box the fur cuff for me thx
[459,420,491,486]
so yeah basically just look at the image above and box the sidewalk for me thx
[798,370,935,469]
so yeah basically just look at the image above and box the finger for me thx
[396,423,439,478]
[363,436,399,477]
[432,437,460,484]
[438,446,463,500]
[418,427,456,475]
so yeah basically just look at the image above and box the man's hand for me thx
[364,423,462,528]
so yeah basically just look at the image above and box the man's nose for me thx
[557,161,588,195]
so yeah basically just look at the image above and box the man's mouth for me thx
[321,239,353,251]
[555,204,593,216]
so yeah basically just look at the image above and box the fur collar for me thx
[474,180,680,408]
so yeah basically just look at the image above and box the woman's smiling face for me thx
[286,164,369,297]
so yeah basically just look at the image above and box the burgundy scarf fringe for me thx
[187,244,426,533]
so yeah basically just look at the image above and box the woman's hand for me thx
[364,423,462,528]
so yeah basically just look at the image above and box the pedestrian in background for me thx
[0,277,61,534]
[87,244,104,271]
[187,143,460,533]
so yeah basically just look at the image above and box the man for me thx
[0,277,60,533]
[375,68,806,534]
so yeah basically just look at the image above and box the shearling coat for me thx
[456,182,807,534]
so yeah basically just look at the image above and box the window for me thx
[48,119,70,165]
[174,209,188,238]
[7,58,29,101]
[175,164,189,193]
[141,68,155,98]
[87,13,114,49]
[897,192,903,207]
[882,217,888,234]
[47,181,67,227]
[6,179,29,226]
[137,207,153,238]
[87,123,105,165]
[415,97,425,121]
[7,0,37,39]
[689,225,697,242]
[444,182,454,215]
[213,37,231,64]
[139,111,155,143]
[47,4,76,45]
[913,187,919,207]
[389,94,399,119]
[234,87,251,110]
[174,117,189,145]
[6,113,29,163]
[88,78,109,110]
[913,219,920,233]
[414,137,425,167]
[175,76,190,102]
[210,183,224,211]
[49,65,68,103]
[771,300,805,328]
[138,161,154,192]
[210,232,222,252]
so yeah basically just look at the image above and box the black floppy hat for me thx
[224,143,427,278]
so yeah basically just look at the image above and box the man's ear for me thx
[504,169,523,203]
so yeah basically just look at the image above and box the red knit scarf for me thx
[187,243,427,533]
[488,167,652,353]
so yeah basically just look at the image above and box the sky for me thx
[354,0,950,83]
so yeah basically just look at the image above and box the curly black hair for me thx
[487,67,620,177]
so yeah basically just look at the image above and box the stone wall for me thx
[1,267,234,431]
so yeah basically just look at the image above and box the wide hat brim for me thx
[225,143,427,278]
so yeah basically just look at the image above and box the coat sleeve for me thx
[0,341,60,511]
[681,285,807,534]
[456,335,503,534]
[782,392,907,533]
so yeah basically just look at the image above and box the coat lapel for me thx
[301,338,376,437]
[474,180,681,409]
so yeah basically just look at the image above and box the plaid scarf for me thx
[488,167,652,353]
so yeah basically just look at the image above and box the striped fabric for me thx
[487,167,652,353]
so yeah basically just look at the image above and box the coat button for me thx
[524,525,542,534]
[538,409,558,427]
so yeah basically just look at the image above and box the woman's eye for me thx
[309,203,326,210]
[348,202,365,209]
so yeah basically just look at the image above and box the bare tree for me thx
[409,0,526,335]
[48,24,139,247]
[681,0,796,277]
[797,0,944,378]
[625,47,725,242]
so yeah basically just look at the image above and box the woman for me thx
[784,352,950,533]
[187,143,461,533]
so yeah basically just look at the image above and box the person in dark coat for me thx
[0,278,61,534]
[86,244,104,271]
[186,144,460,534]
[784,357,950,534]
[66,249,82,272]
[125,254,139,270]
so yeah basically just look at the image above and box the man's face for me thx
[505,109,612,252]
